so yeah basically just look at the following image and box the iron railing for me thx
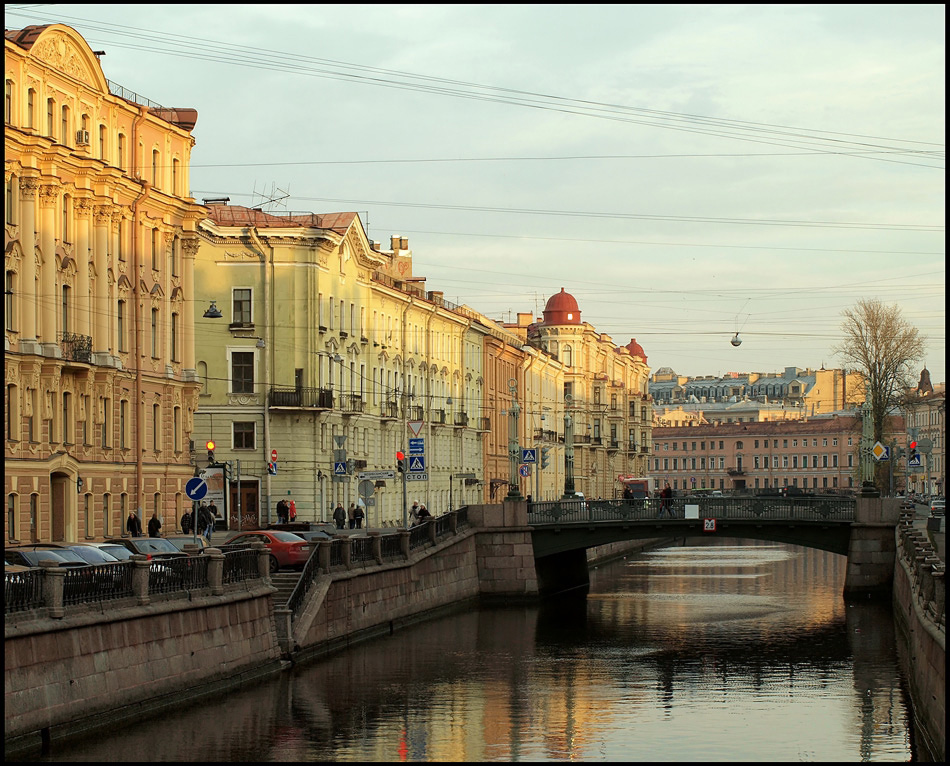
[269,386,333,409]
[59,332,92,363]
[62,562,133,604]
[4,568,44,612]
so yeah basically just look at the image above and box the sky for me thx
[7,4,945,384]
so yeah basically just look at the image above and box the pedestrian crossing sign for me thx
[334,461,348,475]
[408,456,426,472]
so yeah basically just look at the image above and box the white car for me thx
[930,498,945,517]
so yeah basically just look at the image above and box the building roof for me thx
[624,338,647,363]
[542,288,581,325]
[204,204,356,235]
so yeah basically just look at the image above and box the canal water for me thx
[30,538,918,761]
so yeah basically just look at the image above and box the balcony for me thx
[381,400,399,420]
[406,405,424,421]
[59,332,92,365]
[727,467,745,476]
[268,386,333,409]
[607,440,620,451]
[430,409,446,425]
[339,394,364,415]
[475,417,491,431]
[454,412,469,427]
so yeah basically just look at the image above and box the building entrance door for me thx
[229,481,260,530]
[50,473,67,541]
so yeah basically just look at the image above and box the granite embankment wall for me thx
[892,522,946,762]
[5,583,282,753]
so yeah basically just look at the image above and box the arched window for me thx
[5,79,12,124]
[152,149,160,187]
[562,344,573,367]
[61,104,70,146]
[7,493,17,541]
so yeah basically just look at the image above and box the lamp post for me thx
[506,379,522,500]
[563,393,576,498]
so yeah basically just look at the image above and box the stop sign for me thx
[271,449,278,462]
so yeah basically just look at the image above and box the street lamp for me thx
[563,393,576,499]
[506,379,522,500]
[202,301,223,319]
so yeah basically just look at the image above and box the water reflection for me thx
[27,539,914,762]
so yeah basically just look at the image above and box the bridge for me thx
[525,495,898,597]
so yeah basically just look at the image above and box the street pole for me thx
[563,394,576,498]
[506,379,522,500]
[402,460,409,529]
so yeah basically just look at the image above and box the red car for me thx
[223,530,312,573]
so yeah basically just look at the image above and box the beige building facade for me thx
[5,24,204,543]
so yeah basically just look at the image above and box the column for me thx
[180,236,199,376]
[17,176,40,352]
[92,205,111,362]
[38,184,59,355]
[74,199,92,338]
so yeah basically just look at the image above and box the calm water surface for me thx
[31,538,916,761]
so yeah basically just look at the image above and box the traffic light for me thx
[206,440,216,465]
[396,450,406,473]
[541,447,551,469]
[909,440,918,462]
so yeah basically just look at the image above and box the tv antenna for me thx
[250,182,290,212]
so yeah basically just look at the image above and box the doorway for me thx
[228,481,260,530]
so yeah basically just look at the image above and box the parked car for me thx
[4,545,87,568]
[163,534,215,552]
[931,497,945,517]
[223,530,311,573]
[79,542,135,561]
[104,537,187,560]
[59,542,124,565]
[292,529,334,544]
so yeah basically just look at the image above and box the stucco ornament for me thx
[31,31,97,86]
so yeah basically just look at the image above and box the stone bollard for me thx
[317,539,332,573]
[931,570,945,623]
[206,548,224,595]
[250,540,270,583]
[399,530,410,559]
[369,530,382,564]
[450,511,458,535]
[341,536,352,569]
[38,560,66,619]
[131,554,151,606]
[427,519,438,545]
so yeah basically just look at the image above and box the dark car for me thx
[104,537,187,560]
[60,542,125,565]
[163,534,215,552]
[223,530,311,573]
[292,529,334,543]
[4,545,88,568]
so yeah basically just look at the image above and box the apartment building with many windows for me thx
[5,24,204,543]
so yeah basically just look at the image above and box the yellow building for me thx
[194,205,487,527]
[4,24,205,541]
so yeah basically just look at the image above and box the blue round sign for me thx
[185,477,208,501]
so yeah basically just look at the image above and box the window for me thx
[152,150,160,187]
[5,270,15,328]
[233,421,255,449]
[120,400,128,449]
[151,228,160,270]
[6,384,18,441]
[99,124,106,159]
[173,406,181,452]
[7,493,16,541]
[103,494,111,536]
[231,351,255,393]
[117,133,125,169]
[171,312,179,362]
[84,494,93,537]
[117,300,126,352]
[101,396,111,447]
[62,392,73,444]
[47,97,55,137]
[27,88,35,129]
[61,104,70,146]
[562,345,573,367]
[171,236,180,277]
[172,158,180,195]
[62,285,71,333]
[151,308,159,357]
[232,288,251,324]
[30,493,38,541]
[152,403,161,451]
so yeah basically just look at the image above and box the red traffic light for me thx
[909,441,917,450]
[396,451,405,460]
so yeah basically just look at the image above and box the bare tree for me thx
[835,299,925,488]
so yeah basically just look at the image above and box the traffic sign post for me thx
[185,477,208,501]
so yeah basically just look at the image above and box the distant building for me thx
[903,368,945,497]
[650,413,906,495]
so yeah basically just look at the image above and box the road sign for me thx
[917,437,933,454]
[519,464,531,477]
[871,442,890,461]
[358,479,376,497]
[909,454,922,467]
[703,518,717,532]
[358,470,396,480]
[333,461,348,475]
[334,435,347,448]
[267,462,277,475]
[408,420,424,437]
[521,448,537,463]
[271,449,278,462]
[408,456,426,472]
[408,438,425,455]
[185,477,208,501]
[406,473,428,482]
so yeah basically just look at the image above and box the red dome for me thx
[625,338,647,362]
[542,288,581,325]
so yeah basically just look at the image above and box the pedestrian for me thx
[288,499,297,522]
[333,502,347,530]
[275,499,288,525]
[410,501,420,526]
[659,483,673,518]
[126,509,142,537]
[354,502,364,529]
[347,503,357,529]
[180,508,192,534]
[417,504,431,523]
[147,511,162,538]
[204,501,218,540]
[197,503,212,541]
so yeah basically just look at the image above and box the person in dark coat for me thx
[147,511,162,538]
[181,509,192,534]
[126,510,143,537]
[333,503,347,530]
[197,503,212,541]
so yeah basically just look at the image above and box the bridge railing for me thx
[528,496,855,524]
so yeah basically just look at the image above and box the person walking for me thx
[275,499,288,525]
[288,499,296,522]
[416,504,431,523]
[410,501,420,526]
[147,511,162,538]
[333,502,347,530]
[197,503,212,541]
[180,508,192,534]
[126,509,143,537]
[353,502,364,529]
[347,503,357,530]
[658,484,673,518]
[207,500,219,537]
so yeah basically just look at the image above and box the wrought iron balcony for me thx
[381,400,399,420]
[454,411,469,427]
[430,408,446,424]
[407,405,424,421]
[59,332,92,364]
[339,394,364,414]
[727,467,746,476]
[475,417,491,431]
[607,440,620,451]
[268,386,333,409]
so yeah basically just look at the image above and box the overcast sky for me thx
[9,4,945,384]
